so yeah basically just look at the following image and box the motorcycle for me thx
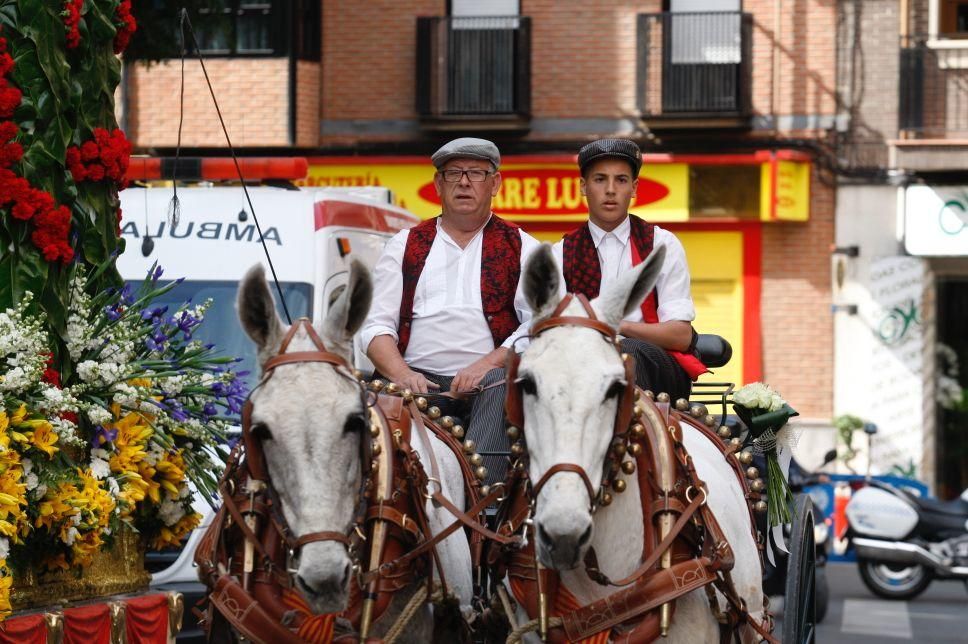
[846,479,968,600]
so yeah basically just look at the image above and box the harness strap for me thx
[294,531,352,548]
[583,486,706,587]
[531,463,598,508]
[365,505,422,542]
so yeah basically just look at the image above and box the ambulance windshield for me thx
[127,280,312,417]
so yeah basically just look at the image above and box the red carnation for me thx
[113,1,137,54]
[63,0,83,50]
[0,85,22,118]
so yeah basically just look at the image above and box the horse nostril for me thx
[537,524,554,552]
[342,563,350,587]
[577,524,592,548]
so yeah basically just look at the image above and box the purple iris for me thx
[203,402,218,417]
[92,425,118,446]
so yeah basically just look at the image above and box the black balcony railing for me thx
[899,36,968,138]
[416,16,531,119]
[637,12,752,117]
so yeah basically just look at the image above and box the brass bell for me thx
[386,382,399,394]
[612,442,627,457]
[510,442,525,457]
[370,379,385,392]
[402,388,414,402]
[633,403,646,417]
[754,500,768,513]
[371,440,382,456]
[738,451,754,465]
[643,390,655,400]
[415,397,429,411]
[463,439,477,454]
[427,406,441,420]
[475,466,488,481]
[601,492,613,507]
[630,423,646,439]
[750,479,765,493]
[612,479,627,493]
[514,460,526,472]
[656,392,670,403]
[469,453,483,466]
[440,416,455,429]
[689,404,706,418]
[746,467,760,479]
[629,443,643,457]
[621,460,636,475]
[506,426,520,440]
[675,398,689,411]
[729,437,743,448]
[352,369,363,380]
[703,415,717,427]
[371,459,380,472]
[452,425,465,439]
[369,424,380,437]
[480,485,491,497]
[717,426,732,439]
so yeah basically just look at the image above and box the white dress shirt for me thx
[551,217,695,323]
[360,216,540,377]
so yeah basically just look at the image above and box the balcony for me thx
[416,16,531,129]
[636,12,752,126]
[899,36,968,139]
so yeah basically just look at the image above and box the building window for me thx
[934,0,968,38]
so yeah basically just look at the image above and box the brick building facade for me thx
[123,1,841,423]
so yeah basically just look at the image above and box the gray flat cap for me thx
[578,138,642,176]
[431,137,501,169]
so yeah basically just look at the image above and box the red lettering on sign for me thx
[416,169,670,215]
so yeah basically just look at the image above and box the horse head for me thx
[237,260,372,613]
[518,243,665,570]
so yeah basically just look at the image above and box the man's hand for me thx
[390,368,440,395]
[450,349,507,393]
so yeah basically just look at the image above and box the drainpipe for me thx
[771,0,781,135]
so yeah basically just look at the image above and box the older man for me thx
[361,138,539,483]
[553,138,707,401]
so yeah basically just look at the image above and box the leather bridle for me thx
[504,293,637,510]
[239,318,372,569]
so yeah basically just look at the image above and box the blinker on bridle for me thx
[505,293,637,512]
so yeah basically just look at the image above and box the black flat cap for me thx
[431,137,501,169]
[577,138,642,176]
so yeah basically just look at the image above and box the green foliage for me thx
[833,413,865,473]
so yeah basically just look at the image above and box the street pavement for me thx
[773,562,968,642]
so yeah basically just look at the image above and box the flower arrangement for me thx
[62,0,84,50]
[0,261,244,619]
[731,382,799,528]
[66,128,132,186]
[112,1,137,55]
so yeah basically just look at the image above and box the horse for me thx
[498,243,769,643]
[198,260,476,643]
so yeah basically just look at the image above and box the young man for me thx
[552,138,706,401]
[361,137,540,483]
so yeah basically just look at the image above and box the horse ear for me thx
[322,259,373,351]
[595,245,666,329]
[523,243,562,323]
[238,264,285,364]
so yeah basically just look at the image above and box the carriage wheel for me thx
[781,495,817,644]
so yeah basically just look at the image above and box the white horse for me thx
[514,244,766,643]
[237,261,473,642]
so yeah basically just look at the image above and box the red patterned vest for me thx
[561,216,708,380]
[397,215,522,356]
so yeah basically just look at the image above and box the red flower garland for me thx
[66,128,131,186]
[113,1,136,55]
[0,34,73,263]
[63,0,83,50]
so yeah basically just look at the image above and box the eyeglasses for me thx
[440,168,493,183]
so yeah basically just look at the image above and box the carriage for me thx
[193,250,820,644]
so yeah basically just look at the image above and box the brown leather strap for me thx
[365,504,422,542]
[263,350,351,371]
[531,463,598,507]
[583,485,706,587]
[531,315,617,339]
[294,530,352,548]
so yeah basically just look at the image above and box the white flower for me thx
[0,537,9,560]
[733,382,787,412]
[64,526,79,546]
[158,497,187,526]
[24,472,39,491]
[86,406,113,425]
[77,361,100,383]
[89,457,111,480]
[34,483,47,499]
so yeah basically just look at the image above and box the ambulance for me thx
[117,157,419,640]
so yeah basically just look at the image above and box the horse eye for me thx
[605,381,625,400]
[517,376,537,397]
[344,413,368,435]
[251,422,272,441]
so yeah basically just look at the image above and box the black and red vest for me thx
[397,215,522,355]
[561,215,708,380]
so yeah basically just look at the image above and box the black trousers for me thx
[408,367,510,487]
[619,338,692,402]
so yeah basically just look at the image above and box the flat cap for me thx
[577,138,642,176]
[431,137,501,169]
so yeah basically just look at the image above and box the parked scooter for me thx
[846,425,968,599]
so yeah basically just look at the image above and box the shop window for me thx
[688,165,761,219]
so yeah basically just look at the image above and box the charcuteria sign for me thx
[904,186,968,256]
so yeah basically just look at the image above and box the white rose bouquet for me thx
[732,382,798,528]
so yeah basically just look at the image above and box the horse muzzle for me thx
[534,508,594,570]
[292,541,353,614]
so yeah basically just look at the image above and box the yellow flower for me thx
[27,422,58,458]
[0,411,7,434]
[9,406,26,425]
